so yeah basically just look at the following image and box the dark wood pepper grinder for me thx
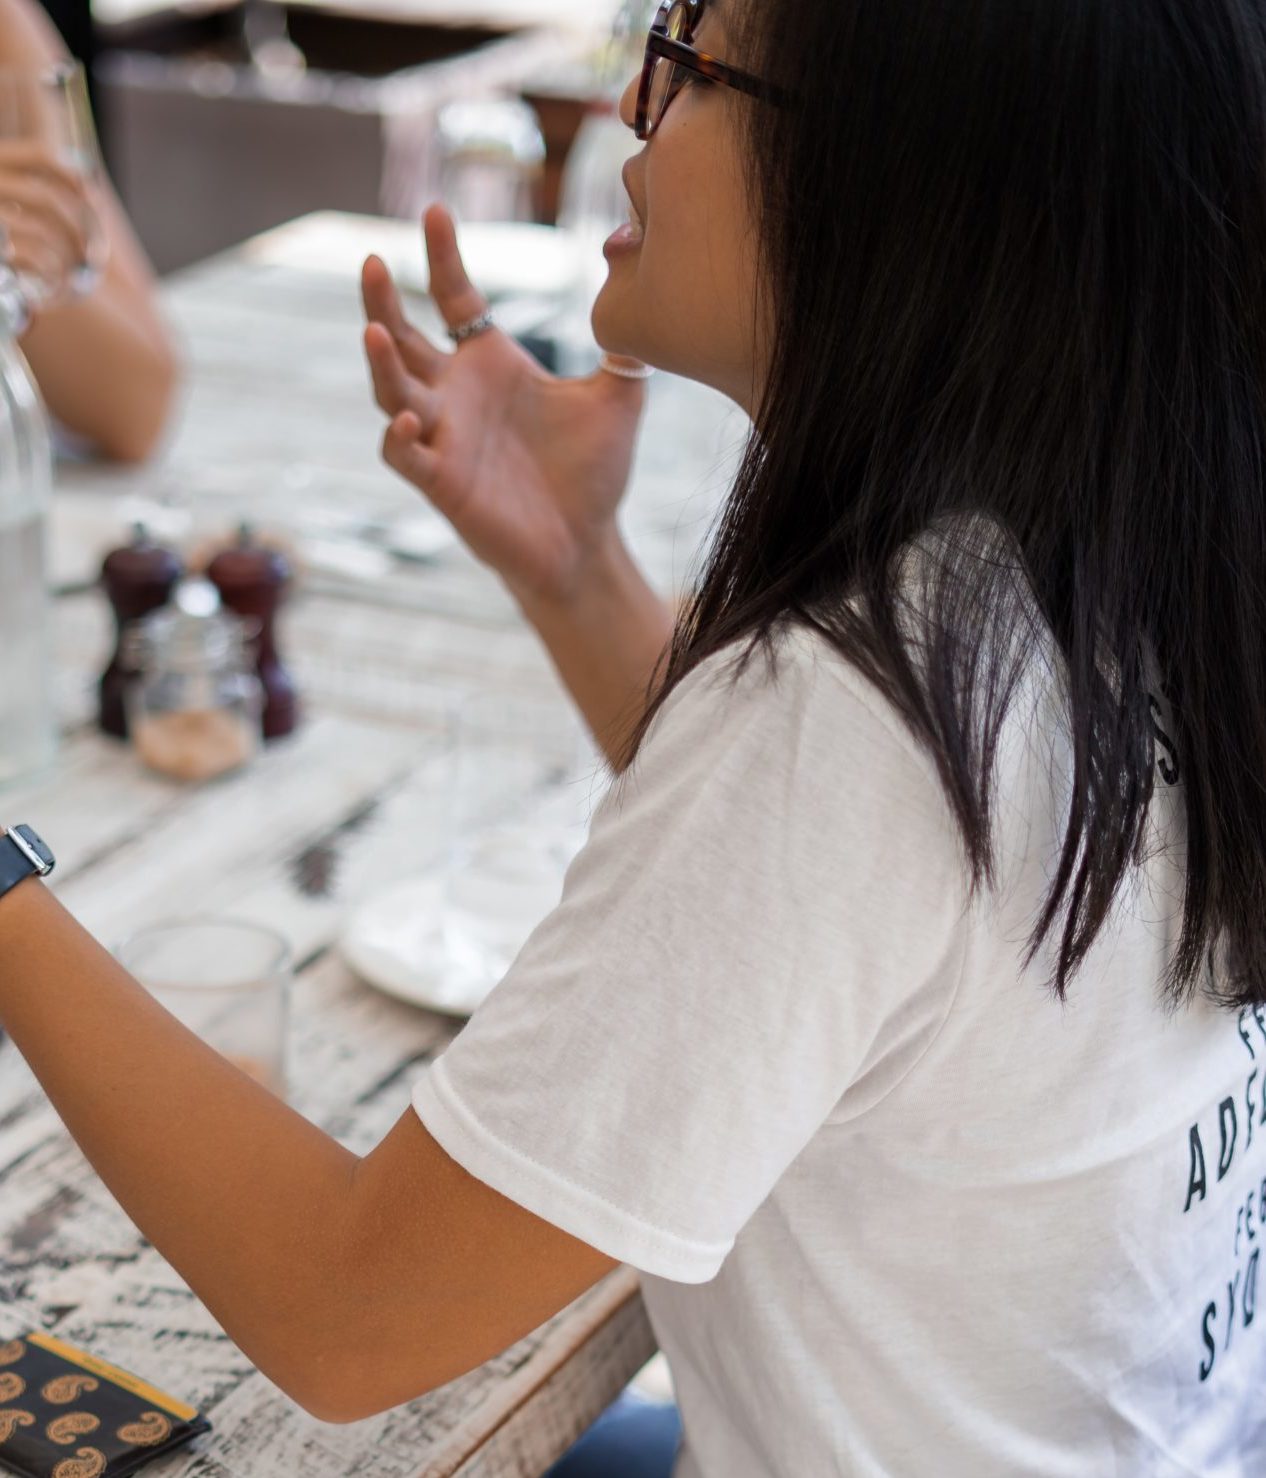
[207,524,299,741]
[98,524,183,739]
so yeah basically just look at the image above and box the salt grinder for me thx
[98,524,183,739]
[206,524,299,740]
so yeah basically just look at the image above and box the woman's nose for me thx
[617,70,640,132]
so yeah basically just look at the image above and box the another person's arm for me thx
[362,208,674,767]
[0,0,177,462]
[20,184,178,462]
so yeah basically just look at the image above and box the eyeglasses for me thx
[635,0,785,143]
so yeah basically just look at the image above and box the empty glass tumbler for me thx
[116,918,292,1099]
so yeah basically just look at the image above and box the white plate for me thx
[340,875,492,1017]
[339,825,580,1017]
[389,222,580,304]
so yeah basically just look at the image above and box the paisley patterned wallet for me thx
[0,1333,210,1477]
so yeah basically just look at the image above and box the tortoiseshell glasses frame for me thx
[634,0,787,143]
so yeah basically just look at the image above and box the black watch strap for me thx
[0,825,55,903]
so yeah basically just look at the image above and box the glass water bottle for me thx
[0,279,55,790]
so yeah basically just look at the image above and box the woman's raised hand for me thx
[362,205,649,607]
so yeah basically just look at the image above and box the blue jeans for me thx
[546,1392,682,1478]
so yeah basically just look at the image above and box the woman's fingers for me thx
[0,173,89,262]
[381,411,442,496]
[364,322,441,434]
[360,254,443,380]
[5,225,69,290]
[423,204,489,335]
[360,253,413,339]
[0,208,83,309]
[0,144,84,195]
[381,411,475,535]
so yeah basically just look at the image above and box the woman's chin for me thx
[591,283,647,364]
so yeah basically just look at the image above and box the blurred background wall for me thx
[51,0,636,274]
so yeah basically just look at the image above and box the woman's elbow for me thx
[277,1352,444,1427]
[251,1307,451,1425]
[296,1388,396,1427]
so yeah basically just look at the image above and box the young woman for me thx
[1,0,1265,1473]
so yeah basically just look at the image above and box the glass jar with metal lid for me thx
[126,578,263,783]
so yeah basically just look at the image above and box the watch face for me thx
[12,826,54,873]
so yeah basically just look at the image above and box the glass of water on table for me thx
[115,920,292,1099]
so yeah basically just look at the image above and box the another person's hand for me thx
[0,140,94,313]
[362,205,649,608]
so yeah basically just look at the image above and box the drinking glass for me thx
[116,919,292,1099]
[435,97,546,224]
[0,62,107,317]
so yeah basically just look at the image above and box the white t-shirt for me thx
[413,623,1266,1476]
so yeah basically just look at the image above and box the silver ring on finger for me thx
[449,309,496,345]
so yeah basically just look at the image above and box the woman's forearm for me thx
[21,275,179,463]
[515,534,676,769]
[0,881,358,1409]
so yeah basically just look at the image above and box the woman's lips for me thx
[603,221,644,257]
[604,201,645,258]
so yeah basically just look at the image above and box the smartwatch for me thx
[0,825,55,905]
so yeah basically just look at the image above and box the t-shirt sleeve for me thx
[412,631,967,1283]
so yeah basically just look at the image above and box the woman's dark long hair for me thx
[630,0,1266,1008]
